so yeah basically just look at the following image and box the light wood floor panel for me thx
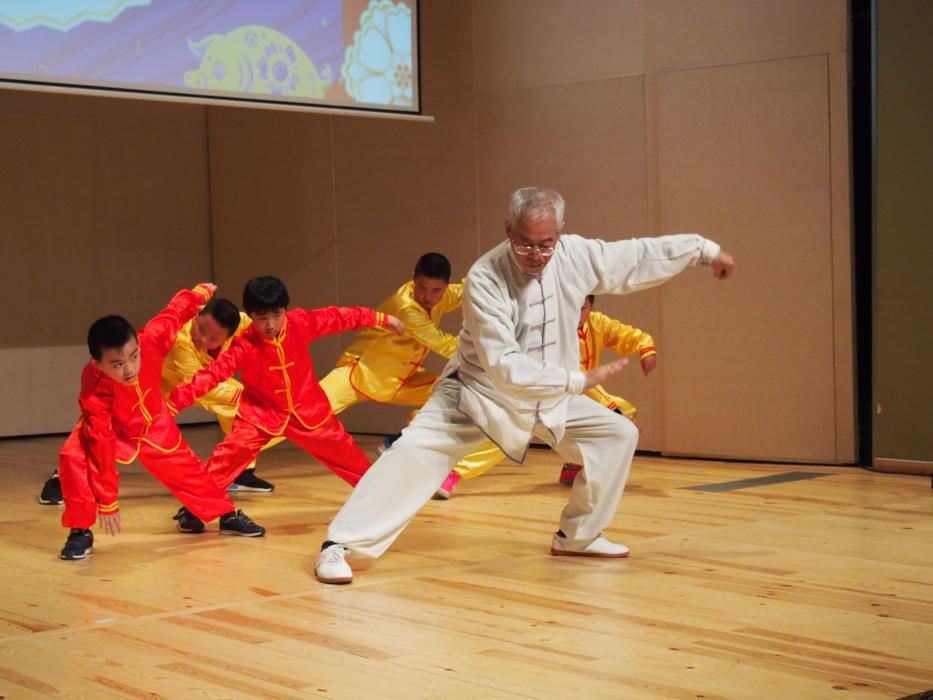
[0,426,930,699]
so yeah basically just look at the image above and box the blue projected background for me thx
[0,0,418,113]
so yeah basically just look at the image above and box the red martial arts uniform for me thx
[169,307,388,488]
[58,285,236,529]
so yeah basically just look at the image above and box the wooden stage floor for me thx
[0,426,930,699]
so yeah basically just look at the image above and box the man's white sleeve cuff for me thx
[699,237,721,265]
[567,369,587,395]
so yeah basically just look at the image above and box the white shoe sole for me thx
[60,547,92,560]
[219,529,266,537]
[316,574,353,585]
[176,525,205,534]
[550,547,629,558]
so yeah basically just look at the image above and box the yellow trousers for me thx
[319,364,438,415]
[453,385,635,479]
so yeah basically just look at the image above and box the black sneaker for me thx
[173,506,205,534]
[39,472,63,505]
[228,470,275,493]
[219,509,265,537]
[377,433,402,454]
[60,529,93,560]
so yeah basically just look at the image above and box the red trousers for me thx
[58,423,235,529]
[206,414,371,489]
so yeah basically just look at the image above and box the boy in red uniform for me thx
[168,276,404,493]
[58,284,265,561]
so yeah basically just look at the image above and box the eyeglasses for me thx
[510,240,557,258]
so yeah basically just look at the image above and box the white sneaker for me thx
[550,532,629,558]
[315,544,354,584]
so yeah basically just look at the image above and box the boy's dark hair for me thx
[87,315,137,360]
[243,276,290,315]
[200,298,241,336]
[585,294,596,305]
[413,253,451,283]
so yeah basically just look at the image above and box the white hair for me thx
[507,187,565,231]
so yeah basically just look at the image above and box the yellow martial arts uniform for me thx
[454,311,657,479]
[577,311,656,420]
[319,280,463,413]
[161,312,283,468]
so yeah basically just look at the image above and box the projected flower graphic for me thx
[342,0,413,107]
[0,0,151,31]
[184,26,331,99]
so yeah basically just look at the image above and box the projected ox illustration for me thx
[184,27,331,99]
[0,0,418,113]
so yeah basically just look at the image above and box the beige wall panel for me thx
[331,94,477,434]
[419,0,473,103]
[0,346,87,437]
[206,106,342,379]
[828,52,856,462]
[657,56,837,462]
[644,0,847,73]
[0,105,95,347]
[91,99,214,320]
[642,73,666,449]
[475,76,648,252]
[0,344,215,438]
[472,0,642,93]
[0,92,212,349]
[207,107,337,299]
[333,94,478,303]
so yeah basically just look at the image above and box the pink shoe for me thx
[559,463,582,486]
[433,471,461,500]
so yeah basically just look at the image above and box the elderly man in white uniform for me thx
[315,186,735,584]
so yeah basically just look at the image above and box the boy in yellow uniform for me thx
[435,295,657,497]
[319,253,462,424]
[38,298,281,504]
[558,295,656,483]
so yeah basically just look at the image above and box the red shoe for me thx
[433,471,461,500]
[559,463,582,486]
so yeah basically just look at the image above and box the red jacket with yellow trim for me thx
[169,307,385,436]
[76,285,214,515]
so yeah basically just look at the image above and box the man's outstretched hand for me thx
[584,357,629,391]
[712,251,735,280]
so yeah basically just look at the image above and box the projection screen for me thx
[0,0,421,116]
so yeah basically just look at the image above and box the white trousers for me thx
[326,377,639,558]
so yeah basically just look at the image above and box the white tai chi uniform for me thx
[327,233,721,558]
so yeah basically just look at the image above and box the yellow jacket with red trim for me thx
[579,311,656,415]
[578,311,656,372]
[335,280,463,402]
